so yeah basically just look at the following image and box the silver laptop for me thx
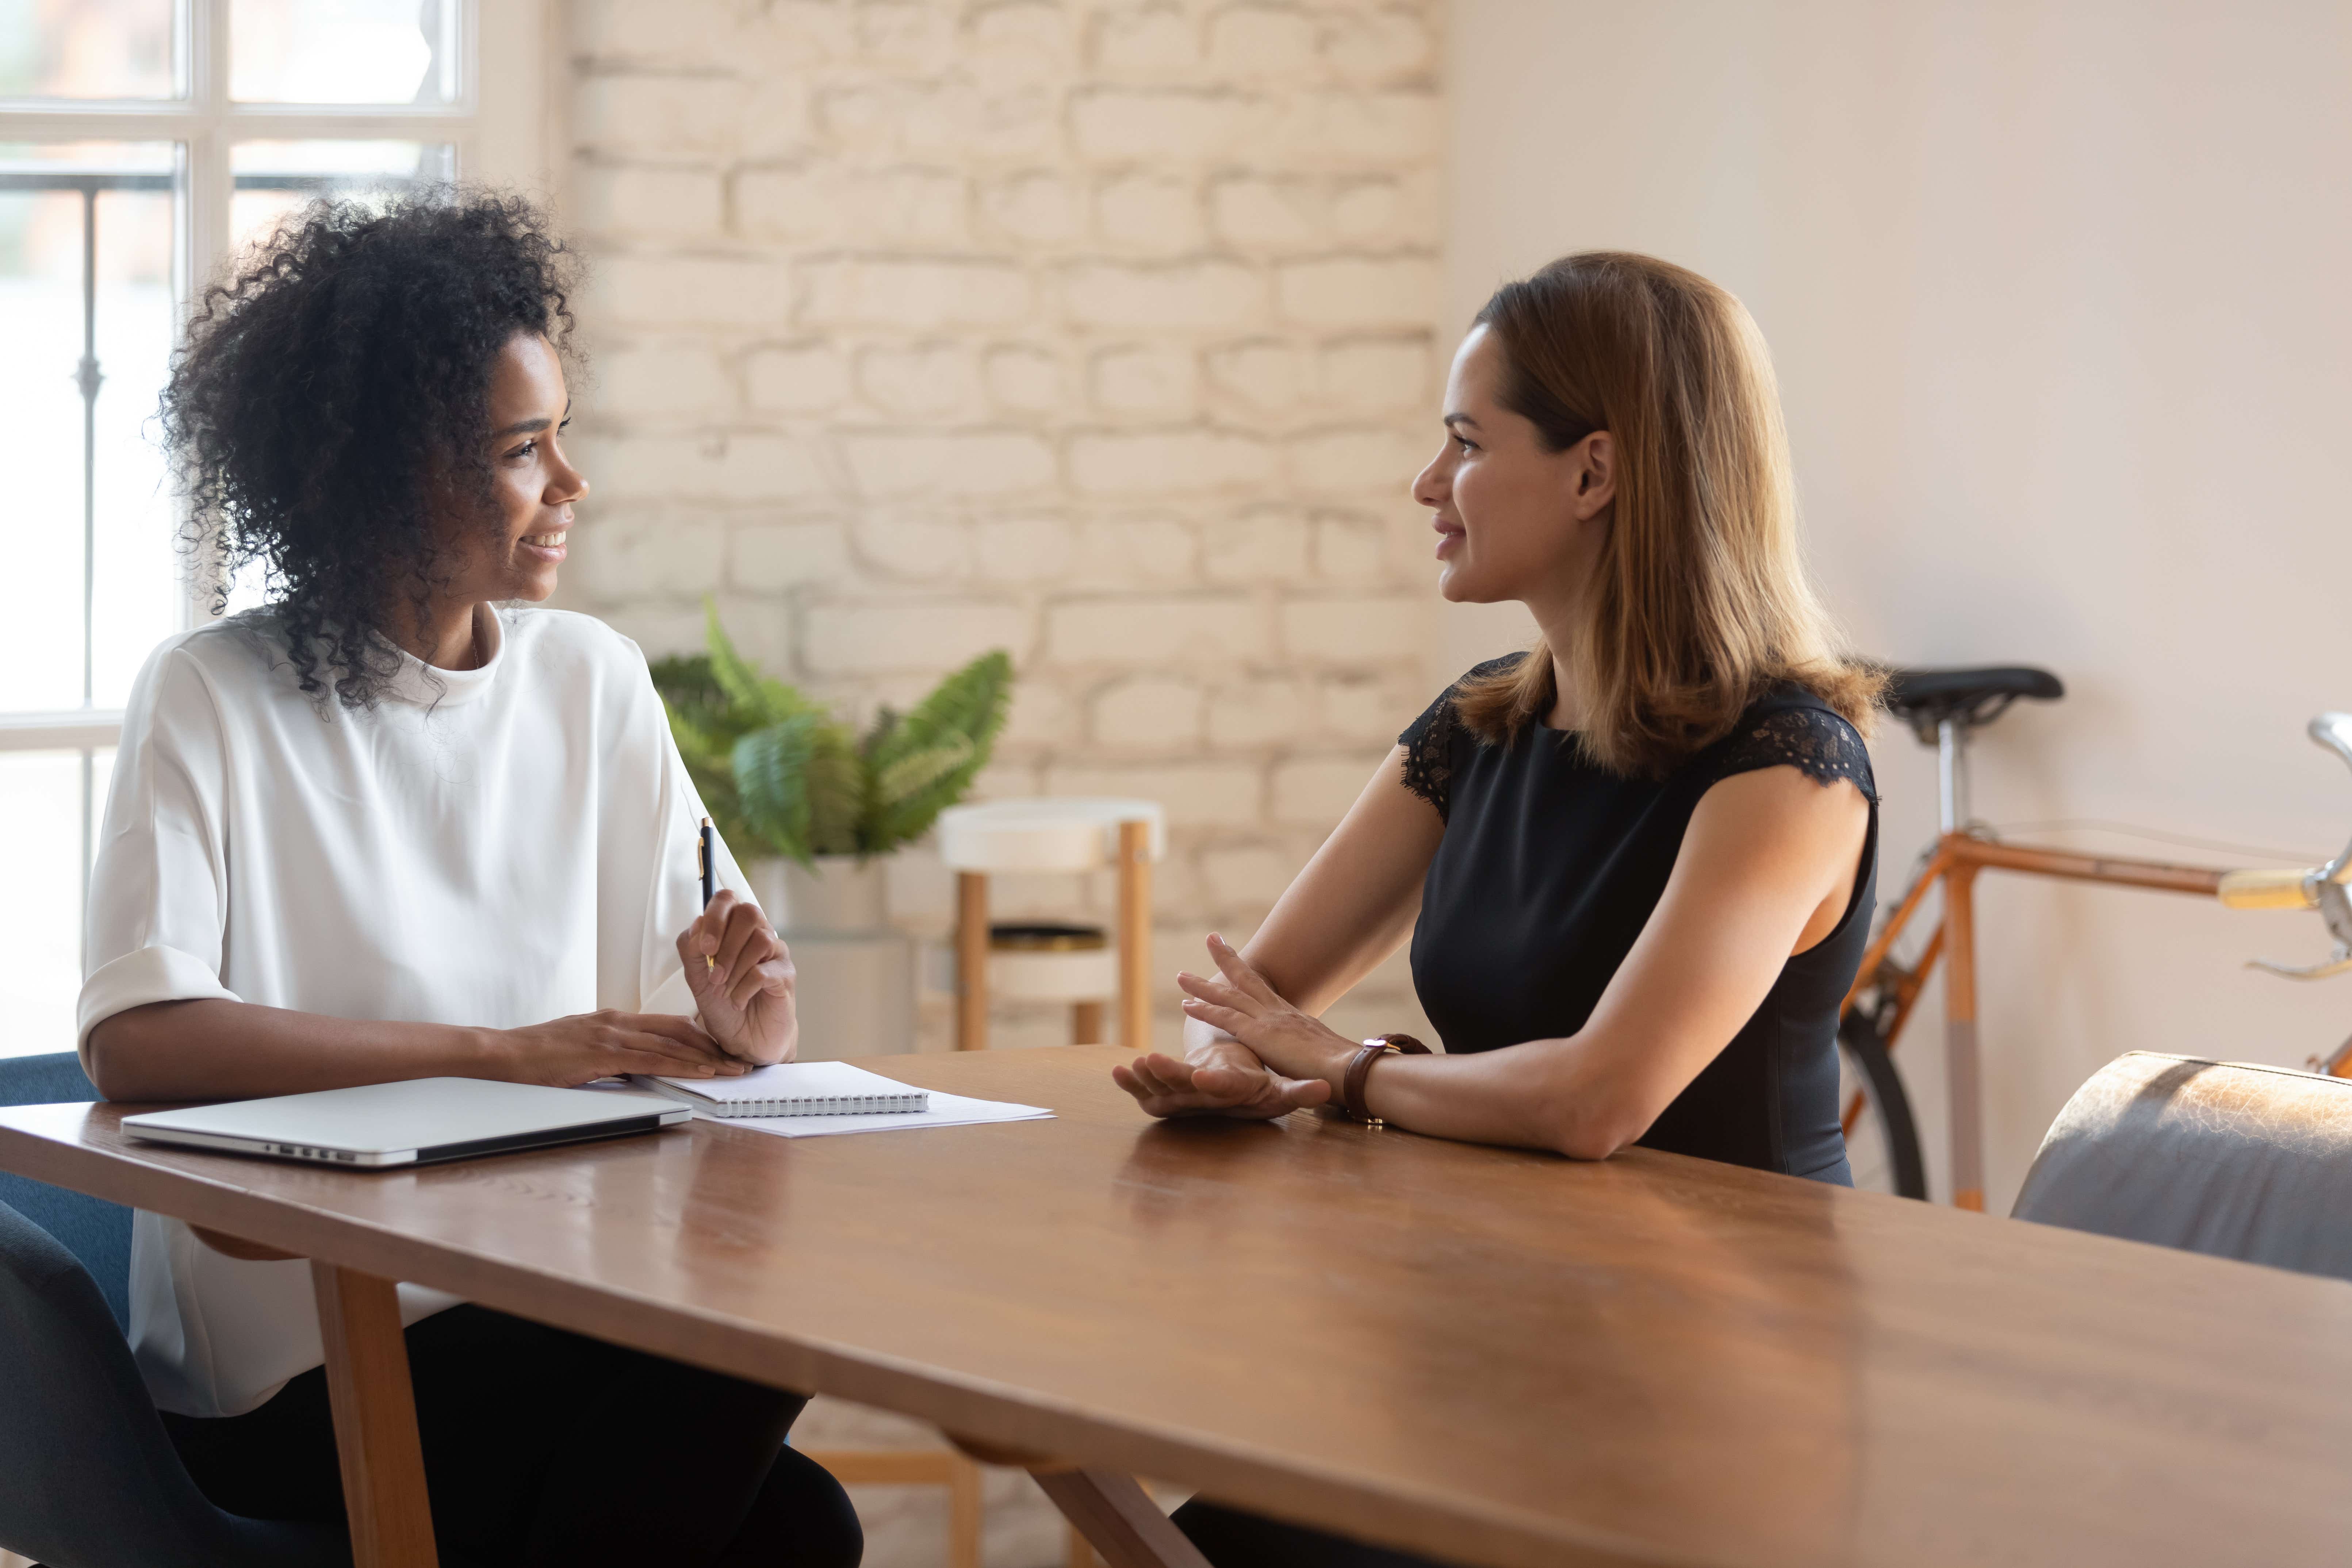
[121,1077,692,1168]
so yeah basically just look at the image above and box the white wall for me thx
[470,0,564,201]
[1446,0,2352,1210]
[561,0,1447,1068]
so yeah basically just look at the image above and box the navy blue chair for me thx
[0,1053,130,1325]
[0,1052,349,1568]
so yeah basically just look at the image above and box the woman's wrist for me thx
[1318,1042,1361,1104]
[1337,1033,1432,1122]
[458,1024,518,1081]
[1180,1015,1242,1063]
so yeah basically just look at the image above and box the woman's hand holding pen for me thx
[679,890,799,1066]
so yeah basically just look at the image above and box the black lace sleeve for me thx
[1701,704,1877,803]
[1398,655,1525,822]
[1397,691,1461,820]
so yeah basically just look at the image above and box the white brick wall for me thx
[565,0,1449,1051]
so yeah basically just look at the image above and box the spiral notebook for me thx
[631,1061,929,1119]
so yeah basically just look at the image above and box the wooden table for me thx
[7,1045,2352,1568]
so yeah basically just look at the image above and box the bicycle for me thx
[1833,667,2352,1204]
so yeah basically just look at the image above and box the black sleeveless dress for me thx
[1169,663,1884,1568]
[1399,655,1879,1183]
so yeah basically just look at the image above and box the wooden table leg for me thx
[950,1433,1206,1568]
[1030,1468,1210,1568]
[311,1261,440,1568]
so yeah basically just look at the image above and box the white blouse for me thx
[79,604,749,1418]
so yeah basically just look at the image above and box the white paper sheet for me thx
[705,1087,1054,1138]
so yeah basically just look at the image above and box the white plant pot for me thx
[744,855,914,1059]
[749,855,889,933]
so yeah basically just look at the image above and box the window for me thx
[0,0,543,1057]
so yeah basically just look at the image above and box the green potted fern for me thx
[651,604,1013,1054]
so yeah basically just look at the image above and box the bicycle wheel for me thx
[1836,1010,1927,1200]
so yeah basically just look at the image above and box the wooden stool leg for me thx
[1072,999,1106,1044]
[948,1452,983,1568]
[801,1449,986,1567]
[957,871,989,1051]
[1069,1522,1098,1567]
[311,1261,438,1568]
[1116,820,1151,1051]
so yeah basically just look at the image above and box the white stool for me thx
[936,798,1168,1052]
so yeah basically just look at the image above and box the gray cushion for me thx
[2012,1051,2352,1281]
[0,1051,130,1327]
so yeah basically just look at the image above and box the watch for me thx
[1342,1033,1431,1126]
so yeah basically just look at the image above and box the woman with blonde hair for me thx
[1115,252,1881,1564]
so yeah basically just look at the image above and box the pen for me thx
[697,816,715,970]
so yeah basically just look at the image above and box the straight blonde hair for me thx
[1453,252,1881,774]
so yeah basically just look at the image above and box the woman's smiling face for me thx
[1411,323,1614,611]
[436,331,588,606]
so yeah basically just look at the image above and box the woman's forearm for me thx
[1236,748,1440,1016]
[84,999,498,1102]
[1164,934,1644,1155]
[1355,1038,1638,1159]
[1245,862,1422,1021]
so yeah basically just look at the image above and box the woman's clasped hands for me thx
[1111,934,1364,1120]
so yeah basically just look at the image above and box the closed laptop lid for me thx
[122,1077,686,1158]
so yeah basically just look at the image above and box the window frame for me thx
[0,0,551,959]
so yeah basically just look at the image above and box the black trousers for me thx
[161,1304,861,1568]
[1174,1499,1455,1568]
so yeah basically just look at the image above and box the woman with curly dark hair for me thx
[76,191,861,1567]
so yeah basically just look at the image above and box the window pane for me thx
[0,0,177,100]
[230,0,459,105]
[0,142,181,714]
[230,139,456,254]
[0,748,110,1060]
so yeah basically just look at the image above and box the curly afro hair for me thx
[162,188,579,708]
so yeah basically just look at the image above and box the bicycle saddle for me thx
[1883,665,2065,744]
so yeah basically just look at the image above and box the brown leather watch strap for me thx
[1342,1033,1431,1126]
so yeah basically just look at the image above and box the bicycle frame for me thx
[1840,832,2223,1211]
